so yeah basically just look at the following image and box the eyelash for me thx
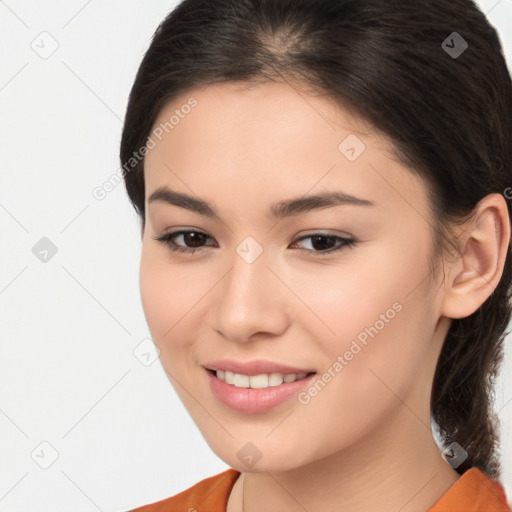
[152,230,357,256]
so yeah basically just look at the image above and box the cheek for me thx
[286,247,411,343]
[138,247,202,353]
[293,240,435,400]
[290,302,433,460]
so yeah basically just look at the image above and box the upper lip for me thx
[203,359,316,376]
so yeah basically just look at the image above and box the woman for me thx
[122,0,512,510]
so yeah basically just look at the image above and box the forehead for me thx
[143,81,427,217]
[151,80,378,146]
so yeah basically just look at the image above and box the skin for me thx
[139,81,510,512]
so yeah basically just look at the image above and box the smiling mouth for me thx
[207,369,316,389]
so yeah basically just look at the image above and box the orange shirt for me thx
[130,466,511,512]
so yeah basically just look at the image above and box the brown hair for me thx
[120,0,512,478]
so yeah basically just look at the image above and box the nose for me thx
[210,245,290,344]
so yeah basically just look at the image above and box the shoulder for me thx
[129,468,240,512]
[428,467,511,512]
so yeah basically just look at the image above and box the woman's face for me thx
[139,81,450,471]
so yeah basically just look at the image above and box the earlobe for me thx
[440,193,511,320]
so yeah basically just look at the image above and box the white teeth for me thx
[268,373,284,386]
[215,370,310,388]
[233,373,250,388]
[249,374,268,389]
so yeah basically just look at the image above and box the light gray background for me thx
[1,1,511,510]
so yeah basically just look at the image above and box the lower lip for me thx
[205,368,316,414]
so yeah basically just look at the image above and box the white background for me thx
[1,1,511,510]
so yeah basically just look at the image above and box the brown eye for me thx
[291,234,356,255]
[152,230,216,254]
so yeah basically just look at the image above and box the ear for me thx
[440,193,511,319]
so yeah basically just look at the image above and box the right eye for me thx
[152,230,217,254]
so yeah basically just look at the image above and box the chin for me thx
[205,437,315,474]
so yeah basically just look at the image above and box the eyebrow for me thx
[148,186,376,220]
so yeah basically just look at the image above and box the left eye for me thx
[291,233,357,254]
[153,230,357,256]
